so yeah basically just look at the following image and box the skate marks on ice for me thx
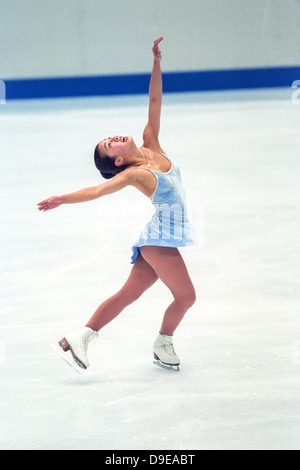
[1,90,299,450]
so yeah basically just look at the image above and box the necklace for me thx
[141,149,151,168]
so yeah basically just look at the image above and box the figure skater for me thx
[38,38,196,372]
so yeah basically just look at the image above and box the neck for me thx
[126,148,149,168]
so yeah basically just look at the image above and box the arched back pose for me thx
[38,38,196,373]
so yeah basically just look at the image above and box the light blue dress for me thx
[131,150,195,264]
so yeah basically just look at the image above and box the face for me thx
[98,135,134,165]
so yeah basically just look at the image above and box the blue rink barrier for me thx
[3,66,300,100]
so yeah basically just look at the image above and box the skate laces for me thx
[81,334,89,348]
[163,340,176,357]
[81,331,95,349]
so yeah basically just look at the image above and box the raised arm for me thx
[37,170,133,212]
[142,37,164,151]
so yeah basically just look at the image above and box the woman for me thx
[38,38,196,373]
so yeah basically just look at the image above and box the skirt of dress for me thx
[131,206,195,264]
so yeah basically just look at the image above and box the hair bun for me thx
[101,171,115,180]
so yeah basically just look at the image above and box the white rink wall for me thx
[1,0,300,80]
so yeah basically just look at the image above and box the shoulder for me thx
[121,166,156,197]
[123,166,153,184]
[111,167,149,186]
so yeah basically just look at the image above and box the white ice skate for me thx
[51,327,99,374]
[153,333,180,371]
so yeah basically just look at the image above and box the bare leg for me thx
[140,246,196,335]
[86,255,158,331]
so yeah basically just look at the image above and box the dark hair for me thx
[94,144,129,179]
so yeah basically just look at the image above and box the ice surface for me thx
[0,89,299,450]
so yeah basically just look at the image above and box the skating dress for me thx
[131,150,195,264]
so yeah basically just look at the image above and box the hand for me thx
[152,37,163,62]
[37,196,63,212]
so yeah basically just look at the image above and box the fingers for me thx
[37,198,50,209]
[38,203,57,212]
[37,198,49,205]
[37,201,46,210]
[37,202,49,211]
[38,195,62,205]
[153,37,163,51]
[152,37,163,61]
[37,197,60,212]
[154,37,164,45]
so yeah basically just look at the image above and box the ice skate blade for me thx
[49,342,86,375]
[58,338,87,370]
[153,360,180,372]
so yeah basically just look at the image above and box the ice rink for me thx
[0,88,299,450]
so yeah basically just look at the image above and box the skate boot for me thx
[153,333,180,371]
[52,327,99,373]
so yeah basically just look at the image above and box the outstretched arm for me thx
[37,170,134,212]
[142,37,164,151]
